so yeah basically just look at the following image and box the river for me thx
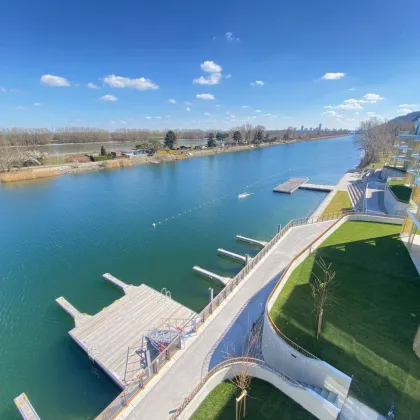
[0,135,359,419]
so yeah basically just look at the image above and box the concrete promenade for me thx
[121,220,335,419]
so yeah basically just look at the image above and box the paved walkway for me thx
[121,220,335,419]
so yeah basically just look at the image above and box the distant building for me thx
[300,125,304,131]
[318,123,322,131]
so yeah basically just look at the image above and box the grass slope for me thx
[191,379,315,420]
[321,191,353,216]
[270,221,420,417]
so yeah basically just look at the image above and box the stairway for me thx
[347,180,367,211]
[301,382,338,405]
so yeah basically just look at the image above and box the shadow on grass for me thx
[271,226,420,417]
[191,379,316,420]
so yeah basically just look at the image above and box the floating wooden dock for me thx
[236,235,267,248]
[57,276,196,388]
[217,248,248,264]
[192,266,229,286]
[298,183,335,192]
[273,177,309,194]
[14,393,40,420]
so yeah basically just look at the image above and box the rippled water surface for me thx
[0,136,359,419]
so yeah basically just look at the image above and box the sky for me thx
[1,0,420,131]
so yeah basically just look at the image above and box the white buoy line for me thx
[151,167,298,228]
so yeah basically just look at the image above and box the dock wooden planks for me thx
[60,283,196,388]
[273,177,310,194]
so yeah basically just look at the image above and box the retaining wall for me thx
[263,214,403,408]
[384,185,408,216]
[180,362,340,420]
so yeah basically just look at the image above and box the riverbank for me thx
[0,134,350,183]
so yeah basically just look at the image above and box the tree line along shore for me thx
[0,127,350,183]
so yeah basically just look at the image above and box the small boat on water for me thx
[238,192,253,199]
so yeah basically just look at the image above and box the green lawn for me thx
[191,379,315,420]
[321,191,353,217]
[388,179,412,203]
[270,221,420,418]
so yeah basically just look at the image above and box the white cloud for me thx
[185,101,192,105]
[1,87,19,93]
[337,102,363,110]
[33,102,41,106]
[225,32,240,42]
[168,99,176,104]
[120,120,127,124]
[100,94,118,102]
[186,107,191,111]
[251,80,264,86]
[200,60,222,73]
[255,109,262,113]
[103,74,159,90]
[248,116,257,120]
[196,93,215,100]
[348,87,355,91]
[323,110,339,117]
[154,116,162,119]
[40,74,71,87]
[16,106,27,110]
[110,120,116,124]
[87,82,99,89]
[366,112,380,117]
[361,93,383,103]
[321,72,345,80]
[242,105,250,108]
[193,73,222,85]
[225,74,232,79]
[399,103,417,108]
[398,107,413,115]
[324,105,334,109]
[204,112,211,116]
[264,113,272,116]
[145,116,152,119]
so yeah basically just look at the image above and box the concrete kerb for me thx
[115,224,297,418]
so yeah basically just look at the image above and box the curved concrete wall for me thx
[384,185,408,216]
[263,214,403,408]
[181,363,340,420]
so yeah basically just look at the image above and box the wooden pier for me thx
[14,393,40,420]
[298,183,335,192]
[192,266,229,286]
[217,248,248,264]
[273,177,309,194]
[57,276,196,388]
[236,235,267,247]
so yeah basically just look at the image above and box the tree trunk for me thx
[317,309,323,339]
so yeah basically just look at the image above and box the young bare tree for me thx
[311,258,336,339]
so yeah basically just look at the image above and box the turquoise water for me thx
[0,136,359,419]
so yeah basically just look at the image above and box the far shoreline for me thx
[0,134,351,184]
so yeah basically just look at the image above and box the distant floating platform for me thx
[298,183,335,192]
[273,177,310,194]
[56,275,196,388]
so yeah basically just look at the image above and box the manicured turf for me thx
[388,179,412,203]
[191,379,315,420]
[270,221,420,417]
[321,191,353,216]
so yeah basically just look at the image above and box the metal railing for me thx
[95,209,356,419]
[169,357,305,419]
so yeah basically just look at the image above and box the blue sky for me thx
[1,0,420,130]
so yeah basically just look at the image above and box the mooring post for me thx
[245,254,250,264]
[277,224,282,233]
